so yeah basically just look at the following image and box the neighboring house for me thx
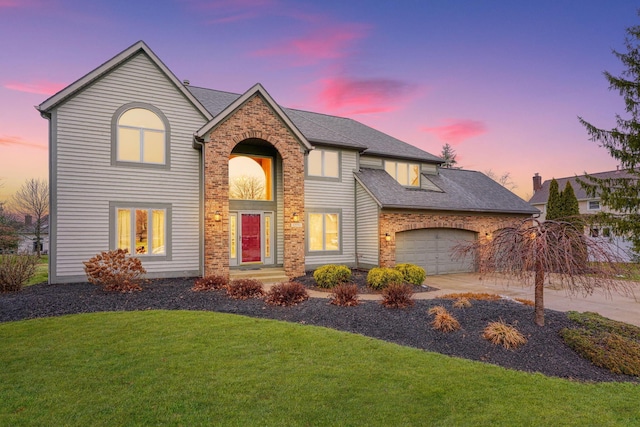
[529,170,634,261]
[37,41,537,284]
[17,215,49,255]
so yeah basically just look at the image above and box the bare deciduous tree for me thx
[229,175,266,200]
[484,169,517,191]
[10,178,49,257]
[455,218,632,326]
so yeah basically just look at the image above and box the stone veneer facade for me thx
[378,210,528,267]
[203,94,306,279]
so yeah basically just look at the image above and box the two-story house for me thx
[38,41,537,284]
[529,170,634,261]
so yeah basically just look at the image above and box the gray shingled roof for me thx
[187,86,442,162]
[528,169,635,205]
[356,168,539,214]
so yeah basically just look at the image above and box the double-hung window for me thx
[384,161,420,187]
[307,149,340,179]
[588,200,601,211]
[307,211,341,253]
[112,203,171,259]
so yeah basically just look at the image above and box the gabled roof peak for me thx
[37,40,212,121]
[195,82,312,151]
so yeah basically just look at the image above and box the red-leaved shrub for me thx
[227,279,264,300]
[264,281,309,306]
[329,283,359,306]
[192,275,228,292]
[381,283,414,308]
[83,249,145,292]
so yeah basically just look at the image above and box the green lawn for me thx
[26,255,47,286]
[1,311,639,426]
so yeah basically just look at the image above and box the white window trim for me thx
[587,200,601,211]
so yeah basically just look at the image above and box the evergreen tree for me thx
[562,181,588,271]
[578,19,640,253]
[546,179,562,220]
[440,143,458,169]
[561,182,580,223]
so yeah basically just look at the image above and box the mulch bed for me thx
[1,277,638,383]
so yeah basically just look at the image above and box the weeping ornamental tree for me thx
[455,218,631,326]
[578,19,640,253]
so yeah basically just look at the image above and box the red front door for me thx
[241,214,261,263]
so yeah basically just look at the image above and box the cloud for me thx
[252,24,368,66]
[4,80,66,96]
[0,136,47,150]
[315,76,417,115]
[421,119,487,144]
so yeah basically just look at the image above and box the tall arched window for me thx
[115,106,168,166]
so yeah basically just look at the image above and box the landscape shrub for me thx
[428,306,448,316]
[566,311,640,341]
[429,306,461,332]
[192,275,228,291]
[265,281,309,306]
[380,282,414,308]
[313,264,352,288]
[560,311,640,376]
[226,279,264,300]
[560,329,640,376]
[395,263,426,286]
[483,320,527,349]
[83,249,146,292]
[452,297,472,309]
[329,283,359,306]
[0,254,39,292]
[367,267,404,290]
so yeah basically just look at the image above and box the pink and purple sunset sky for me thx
[1,0,638,201]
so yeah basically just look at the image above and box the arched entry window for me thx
[229,155,273,200]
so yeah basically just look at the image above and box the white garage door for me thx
[395,228,477,275]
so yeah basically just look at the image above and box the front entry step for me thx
[229,267,289,284]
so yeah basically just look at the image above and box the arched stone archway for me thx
[203,94,306,279]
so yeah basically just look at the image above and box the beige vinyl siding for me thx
[359,156,384,169]
[355,181,379,267]
[421,163,438,174]
[304,149,357,267]
[51,52,206,282]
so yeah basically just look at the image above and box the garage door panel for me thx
[396,228,476,275]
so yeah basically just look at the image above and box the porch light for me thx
[385,233,391,242]
[292,212,299,222]
[214,211,221,222]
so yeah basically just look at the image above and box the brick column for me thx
[203,94,306,279]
